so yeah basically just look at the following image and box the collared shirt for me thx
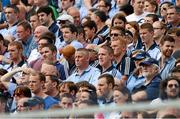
[49,21,60,38]
[143,41,161,60]
[55,61,67,80]
[0,21,18,39]
[57,40,83,50]
[113,53,135,76]
[108,4,119,18]
[96,25,109,41]
[126,75,145,93]
[160,56,176,80]
[100,65,122,80]
[22,35,36,58]
[66,65,101,86]
[6,59,28,80]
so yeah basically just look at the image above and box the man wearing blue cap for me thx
[132,58,161,101]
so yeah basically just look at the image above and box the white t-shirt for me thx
[126,12,149,23]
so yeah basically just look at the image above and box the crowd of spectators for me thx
[0,0,180,118]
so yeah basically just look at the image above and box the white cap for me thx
[57,14,74,23]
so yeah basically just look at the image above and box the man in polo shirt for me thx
[0,5,19,39]
[66,48,101,86]
[7,41,27,80]
[159,35,176,80]
[98,45,122,79]
[37,6,61,38]
[139,23,161,60]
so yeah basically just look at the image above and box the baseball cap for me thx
[57,14,74,23]
[131,50,150,61]
[139,58,159,66]
[24,96,44,107]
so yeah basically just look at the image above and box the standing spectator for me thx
[139,23,161,60]
[66,48,101,86]
[159,35,176,80]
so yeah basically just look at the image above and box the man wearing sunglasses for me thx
[151,76,180,105]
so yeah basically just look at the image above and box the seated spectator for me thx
[44,75,60,101]
[28,72,59,110]
[127,50,150,92]
[159,35,176,80]
[66,48,101,85]
[98,45,122,79]
[144,0,158,14]
[59,81,78,98]
[133,58,161,101]
[60,93,74,109]
[152,76,180,104]
[23,96,44,111]
[97,74,114,105]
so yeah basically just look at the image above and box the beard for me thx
[142,72,151,77]
[163,49,173,57]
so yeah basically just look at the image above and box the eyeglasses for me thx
[110,33,121,37]
[168,84,179,88]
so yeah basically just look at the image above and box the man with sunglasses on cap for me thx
[132,58,161,101]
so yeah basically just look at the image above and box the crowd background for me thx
[0,0,180,118]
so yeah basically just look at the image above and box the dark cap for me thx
[131,50,150,61]
[139,58,159,66]
[24,96,44,107]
